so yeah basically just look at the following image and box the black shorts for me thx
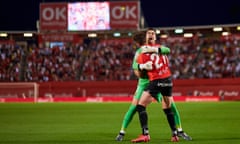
[144,76,173,99]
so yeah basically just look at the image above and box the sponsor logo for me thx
[193,90,214,96]
[110,1,139,29]
[219,90,239,96]
[40,3,67,30]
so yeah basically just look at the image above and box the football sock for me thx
[158,93,182,130]
[171,102,182,129]
[156,93,162,102]
[120,104,137,132]
[136,104,149,135]
[164,108,177,132]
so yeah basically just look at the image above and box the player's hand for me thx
[141,46,158,53]
[139,61,153,70]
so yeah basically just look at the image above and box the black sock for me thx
[164,108,177,132]
[137,105,149,135]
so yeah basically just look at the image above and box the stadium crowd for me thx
[0,35,240,82]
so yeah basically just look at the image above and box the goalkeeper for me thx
[115,31,192,141]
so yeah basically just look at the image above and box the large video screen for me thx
[68,2,110,31]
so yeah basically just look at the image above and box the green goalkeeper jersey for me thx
[132,48,150,86]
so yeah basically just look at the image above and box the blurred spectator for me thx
[0,34,239,82]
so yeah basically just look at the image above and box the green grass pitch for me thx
[0,102,239,144]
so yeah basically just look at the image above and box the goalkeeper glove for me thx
[138,61,153,70]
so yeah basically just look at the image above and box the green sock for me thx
[171,102,182,130]
[156,93,162,102]
[120,104,137,132]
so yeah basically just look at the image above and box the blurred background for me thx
[0,0,239,102]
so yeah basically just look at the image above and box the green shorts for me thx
[133,82,149,100]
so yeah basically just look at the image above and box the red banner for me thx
[0,96,220,103]
[172,78,240,97]
[40,3,68,31]
[1,79,239,103]
[109,1,139,29]
[0,40,15,45]
[38,33,81,43]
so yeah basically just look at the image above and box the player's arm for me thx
[138,61,152,71]
[133,59,152,78]
[133,51,153,71]
[132,50,152,78]
[141,45,170,54]
[133,69,142,78]
[133,62,152,79]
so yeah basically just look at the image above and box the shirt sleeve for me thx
[132,48,141,70]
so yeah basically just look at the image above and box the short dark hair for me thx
[147,27,155,31]
[133,31,145,45]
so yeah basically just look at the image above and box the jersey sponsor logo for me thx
[157,82,173,87]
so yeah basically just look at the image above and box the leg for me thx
[137,91,153,134]
[171,102,182,130]
[171,101,192,141]
[115,99,137,141]
[157,92,183,129]
[162,96,177,132]
[121,103,137,130]
[162,96,179,142]
[160,93,192,140]
[131,91,152,143]
[116,84,146,141]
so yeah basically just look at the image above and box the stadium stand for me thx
[0,31,240,82]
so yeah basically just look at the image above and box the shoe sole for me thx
[132,140,150,143]
[131,138,150,143]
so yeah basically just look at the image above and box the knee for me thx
[163,108,173,115]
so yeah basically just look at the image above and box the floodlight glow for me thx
[23,33,33,37]
[88,33,97,38]
[160,34,168,38]
[183,33,193,38]
[175,29,183,34]
[213,27,223,32]
[0,33,7,37]
[113,32,121,37]
[155,29,160,34]
[222,32,229,36]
